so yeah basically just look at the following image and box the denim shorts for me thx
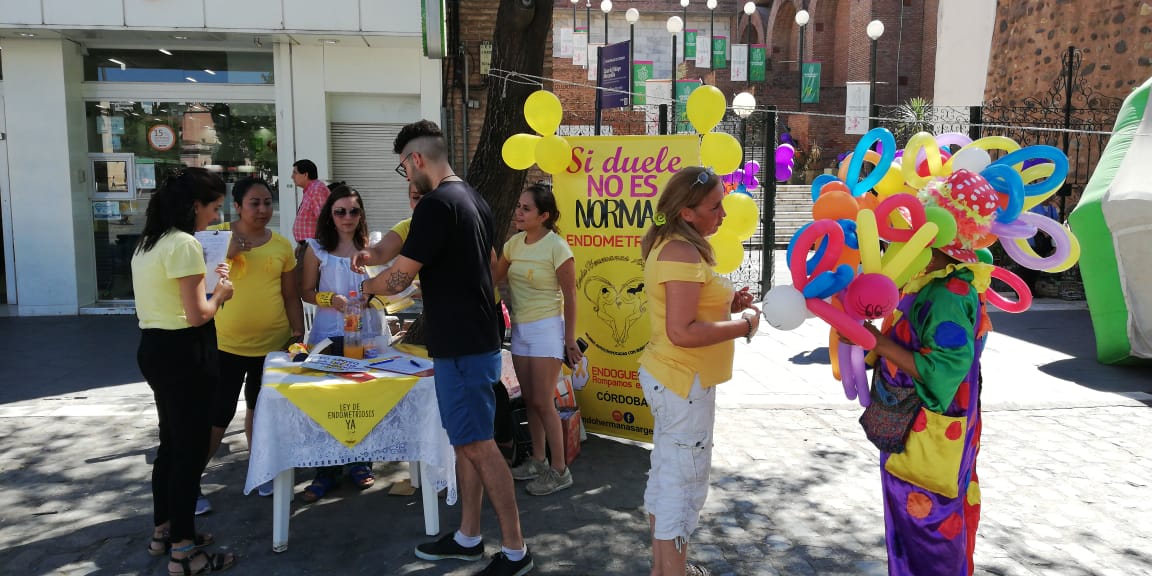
[510,315,564,359]
[639,367,716,543]
[432,351,502,446]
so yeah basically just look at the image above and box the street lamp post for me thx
[571,0,579,36]
[600,0,612,44]
[707,0,717,65]
[667,16,683,134]
[626,8,639,74]
[586,0,591,39]
[680,0,689,62]
[743,1,756,45]
[795,8,809,111]
[734,91,756,163]
[866,19,884,130]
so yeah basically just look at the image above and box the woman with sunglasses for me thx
[299,183,381,501]
[198,177,303,506]
[132,167,236,574]
[638,166,759,576]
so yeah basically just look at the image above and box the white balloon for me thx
[951,147,992,174]
[760,285,808,331]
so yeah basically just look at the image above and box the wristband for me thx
[316,291,334,308]
[359,279,370,296]
[742,316,754,343]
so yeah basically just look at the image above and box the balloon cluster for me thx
[722,161,760,195]
[501,90,573,174]
[774,144,798,182]
[759,128,1082,406]
[686,85,744,175]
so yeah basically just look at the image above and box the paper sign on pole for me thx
[587,43,604,81]
[695,34,711,68]
[558,27,573,58]
[846,82,870,135]
[731,44,748,81]
[573,29,588,67]
[749,44,766,81]
[633,61,653,106]
[645,79,672,135]
[684,30,697,59]
[712,36,727,69]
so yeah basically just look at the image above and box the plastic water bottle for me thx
[343,290,364,359]
[361,299,382,359]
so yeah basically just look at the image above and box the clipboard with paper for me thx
[194,230,231,295]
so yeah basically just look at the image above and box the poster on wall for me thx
[573,29,588,67]
[644,79,672,135]
[712,36,727,69]
[632,61,653,107]
[846,81,870,135]
[684,30,697,59]
[554,134,700,441]
[135,160,157,190]
[749,44,766,81]
[731,44,748,81]
[694,33,711,68]
[557,27,574,58]
[148,124,176,152]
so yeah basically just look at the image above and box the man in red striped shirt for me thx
[291,159,331,244]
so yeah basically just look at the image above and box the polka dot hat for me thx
[919,169,998,263]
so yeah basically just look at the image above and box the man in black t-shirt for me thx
[355,120,533,576]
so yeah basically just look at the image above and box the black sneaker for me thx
[473,550,534,576]
[415,533,484,561]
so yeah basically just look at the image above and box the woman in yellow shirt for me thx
[200,177,304,504]
[131,167,236,574]
[638,167,759,576]
[493,184,581,496]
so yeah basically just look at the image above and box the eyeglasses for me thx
[332,207,362,218]
[395,152,413,179]
[690,167,715,189]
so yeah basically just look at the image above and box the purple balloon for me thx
[775,145,795,163]
[775,164,793,182]
[935,132,973,150]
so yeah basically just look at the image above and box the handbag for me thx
[858,370,923,453]
[884,408,967,498]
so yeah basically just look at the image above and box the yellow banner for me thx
[268,376,418,447]
[555,135,700,442]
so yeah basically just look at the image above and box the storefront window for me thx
[84,49,273,84]
[86,101,278,301]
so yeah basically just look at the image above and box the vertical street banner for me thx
[845,81,870,134]
[675,79,701,133]
[749,44,766,81]
[573,29,588,67]
[712,36,727,69]
[557,27,573,58]
[554,135,700,442]
[633,61,653,106]
[684,30,697,59]
[644,79,672,135]
[599,41,632,109]
[695,33,711,68]
[802,62,821,103]
[730,44,748,82]
[587,43,604,81]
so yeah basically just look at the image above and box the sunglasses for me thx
[691,167,716,189]
[395,152,414,179]
[332,207,362,218]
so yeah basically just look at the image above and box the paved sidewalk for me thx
[0,310,1149,575]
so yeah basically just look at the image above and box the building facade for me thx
[0,0,442,315]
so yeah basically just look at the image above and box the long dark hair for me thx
[315,182,369,252]
[232,177,272,205]
[523,183,561,234]
[136,167,226,254]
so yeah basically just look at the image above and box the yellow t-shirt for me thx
[391,218,412,242]
[131,230,206,330]
[502,231,573,324]
[638,238,735,398]
[211,224,297,357]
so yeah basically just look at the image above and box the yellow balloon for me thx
[944,136,1022,173]
[881,222,938,281]
[686,85,727,134]
[709,230,744,274]
[881,242,933,286]
[535,134,572,174]
[1045,229,1081,273]
[874,162,905,198]
[501,133,541,170]
[856,209,882,274]
[901,132,943,189]
[700,132,743,175]
[720,192,759,241]
[524,90,563,136]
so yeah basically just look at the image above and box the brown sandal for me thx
[168,548,235,575]
[148,532,214,557]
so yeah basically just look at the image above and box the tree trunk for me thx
[466,0,554,240]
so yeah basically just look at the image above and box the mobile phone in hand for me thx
[564,337,589,368]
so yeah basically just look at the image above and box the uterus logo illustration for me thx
[577,255,649,356]
[570,355,590,391]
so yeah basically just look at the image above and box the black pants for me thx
[138,322,218,541]
[214,351,265,427]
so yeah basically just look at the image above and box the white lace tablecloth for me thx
[245,353,457,504]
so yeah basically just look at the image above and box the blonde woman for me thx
[638,166,759,576]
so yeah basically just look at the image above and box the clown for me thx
[844,168,997,575]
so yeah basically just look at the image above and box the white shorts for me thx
[510,316,564,359]
[639,367,716,543]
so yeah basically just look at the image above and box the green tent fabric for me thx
[1068,76,1152,364]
